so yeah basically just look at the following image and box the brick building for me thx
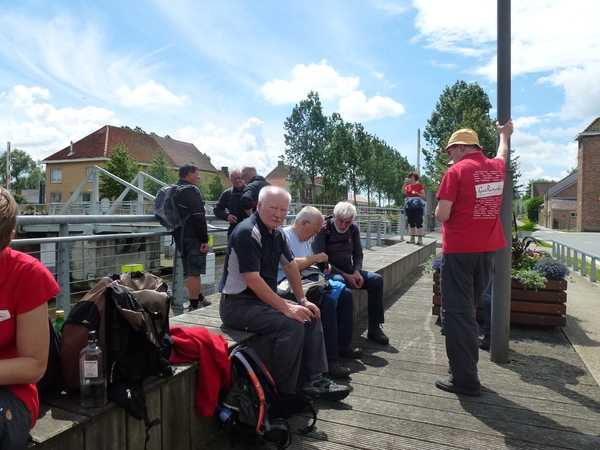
[575,118,600,231]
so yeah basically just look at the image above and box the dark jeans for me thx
[319,287,354,360]
[440,252,494,391]
[482,282,493,336]
[327,270,384,327]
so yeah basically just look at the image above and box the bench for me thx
[29,240,436,450]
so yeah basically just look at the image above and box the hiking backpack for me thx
[154,183,194,230]
[220,345,317,450]
[59,271,174,448]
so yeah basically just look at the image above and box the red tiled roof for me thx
[42,125,216,172]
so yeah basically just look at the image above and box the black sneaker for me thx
[435,376,481,397]
[367,325,389,345]
[301,375,350,401]
[479,334,490,350]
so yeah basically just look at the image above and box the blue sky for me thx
[1,0,599,188]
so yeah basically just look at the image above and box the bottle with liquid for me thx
[215,404,233,425]
[79,330,107,408]
[54,310,65,336]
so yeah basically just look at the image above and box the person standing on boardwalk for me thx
[239,166,270,216]
[173,163,211,311]
[219,186,349,400]
[434,120,513,397]
[313,201,389,345]
[401,171,426,245]
[213,168,248,238]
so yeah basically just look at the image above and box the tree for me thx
[206,173,227,201]
[527,197,544,223]
[146,149,178,195]
[283,91,328,202]
[422,80,521,196]
[320,113,351,203]
[100,144,140,200]
[0,149,45,189]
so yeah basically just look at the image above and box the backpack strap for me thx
[231,350,268,436]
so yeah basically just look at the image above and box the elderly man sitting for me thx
[313,201,389,345]
[219,186,349,400]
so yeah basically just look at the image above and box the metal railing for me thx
[12,212,405,318]
[551,239,598,283]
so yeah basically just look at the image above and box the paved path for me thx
[207,251,600,449]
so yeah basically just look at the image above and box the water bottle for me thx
[80,330,107,408]
[53,310,65,336]
[215,404,233,424]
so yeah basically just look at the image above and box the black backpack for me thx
[59,271,174,449]
[154,183,194,230]
[220,345,317,450]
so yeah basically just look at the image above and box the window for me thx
[81,193,91,202]
[50,192,62,203]
[571,212,577,218]
[51,169,62,183]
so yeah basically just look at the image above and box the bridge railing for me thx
[551,239,598,283]
[12,213,404,318]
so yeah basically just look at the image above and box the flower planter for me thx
[431,272,567,327]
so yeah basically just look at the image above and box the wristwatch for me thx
[298,296,307,304]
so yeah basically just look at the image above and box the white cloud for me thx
[371,0,412,15]
[178,118,279,175]
[339,91,405,122]
[513,116,540,129]
[116,80,190,110]
[0,86,117,162]
[260,61,359,104]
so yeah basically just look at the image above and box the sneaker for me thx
[301,375,350,401]
[408,235,415,244]
[338,344,363,359]
[417,236,423,246]
[479,334,490,350]
[199,298,212,307]
[367,325,389,345]
[187,305,199,312]
[328,360,351,379]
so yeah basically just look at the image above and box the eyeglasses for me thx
[306,221,321,235]
[446,145,461,155]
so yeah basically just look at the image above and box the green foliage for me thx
[146,149,178,195]
[0,149,45,189]
[283,91,328,202]
[205,173,227,201]
[422,80,521,192]
[527,196,544,223]
[99,144,140,201]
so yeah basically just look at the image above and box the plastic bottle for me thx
[79,330,107,408]
[215,404,233,424]
[54,310,65,336]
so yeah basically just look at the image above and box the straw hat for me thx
[445,129,481,151]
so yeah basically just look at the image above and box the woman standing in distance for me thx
[401,171,426,245]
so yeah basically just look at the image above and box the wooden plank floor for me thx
[206,270,600,449]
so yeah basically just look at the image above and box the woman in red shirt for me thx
[401,171,426,245]
[0,187,60,449]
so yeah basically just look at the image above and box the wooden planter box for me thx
[431,272,567,327]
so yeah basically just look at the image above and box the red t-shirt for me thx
[406,183,424,198]
[437,152,506,253]
[0,247,60,427]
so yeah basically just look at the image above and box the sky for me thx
[1,0,599,190]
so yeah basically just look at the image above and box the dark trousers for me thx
[440,252,495,391]
[319,287,354,360]
[327,270,385,327]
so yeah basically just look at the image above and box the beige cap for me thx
[445,129,481,151]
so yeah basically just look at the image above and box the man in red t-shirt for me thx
[434,120,513,397]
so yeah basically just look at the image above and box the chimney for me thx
[278,160,284,166]
[68,141,74,157]
[221,166,229,177]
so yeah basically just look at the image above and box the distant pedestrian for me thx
[401,171,426,245]
[239,166,270,216]
[213,168,248,238]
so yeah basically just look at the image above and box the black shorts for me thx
[0,387,32,450]
[180,237,207,276]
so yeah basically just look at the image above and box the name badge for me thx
[0,310,12,322]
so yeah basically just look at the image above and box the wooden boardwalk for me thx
[207,270,600,449]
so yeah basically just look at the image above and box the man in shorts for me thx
[173,163,210,311]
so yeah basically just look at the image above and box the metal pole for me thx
[417,129,421,174]
[491,0,512,363]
